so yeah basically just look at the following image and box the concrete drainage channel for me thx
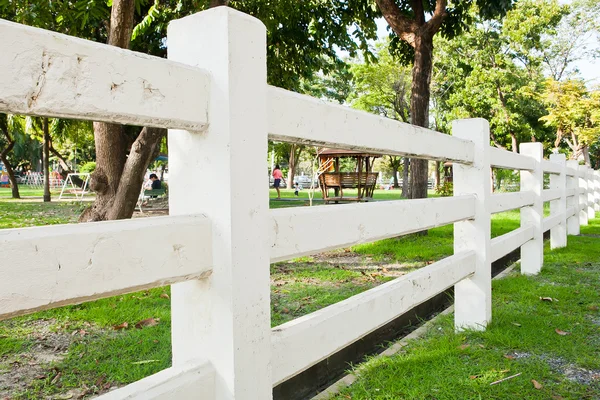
[272,247,525,400]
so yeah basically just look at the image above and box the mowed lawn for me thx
[2,186,580,399]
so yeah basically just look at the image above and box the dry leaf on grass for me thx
[458,344,470,350]
[503,354,515,360]
[588,305,599,311]
[531,379,543,389]
[51,372,62,385]
[469,375,479,380]
[113,322,128,330]
[540,297,553,302]
[511,322,522,327]
[555,329,571,336]
[160,293,170,299]
[135,318,159,329]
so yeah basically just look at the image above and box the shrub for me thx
[79,161,96,173]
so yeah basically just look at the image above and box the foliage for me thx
[540,79,600,160]
[541,0,600,81]
[432,0,564,151]
[434,181,453,197]
[349,40,411,123]
[79,161,97,174]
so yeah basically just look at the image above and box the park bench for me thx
[137,187,167,213]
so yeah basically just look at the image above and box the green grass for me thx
[334,236,600,400]
[0,186,593,398]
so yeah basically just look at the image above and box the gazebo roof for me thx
[319,148,381,158]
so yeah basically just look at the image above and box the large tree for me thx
[2,0,379,220]
[375,0,513,199]
[349,41,411,195]
[433,0,565,153]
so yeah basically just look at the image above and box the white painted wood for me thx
[549,154,567,249]
[490,225,534,262]
[267,86,474,163]
[0,215,212,320]
[578,165,589,226]
[565,167,578,176]
[566,160,580,235]
[595,171,600,211]
[543,213,564,233]
[586,167,595,219]
[270,251,476,385]
[489,147,536,171]
[541,160,561,175]
[520,143,544,275]
[269,195,475,263]
[452,119,492,331]
[168,8,272,399]
[565,188,577,197]
[566,206,576,218]
[0,19,210,131]
[489,191,534,214]
[542,188,562,202]
[96,360,215,400]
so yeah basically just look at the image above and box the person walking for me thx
[272,164,283,199]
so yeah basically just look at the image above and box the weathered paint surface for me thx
[167,7,272,400]
[490,146,536,171]
[490,225,534,263]
[489,191,534,214]
[269,196,475,263]
[267,86,474,163]
[567,160,581,235]
[520,143,544,275]
[0,215,212,320]
[96,360,215,399]
[0,19,210,130]
[549,154,567,249]
[270,252,476,385]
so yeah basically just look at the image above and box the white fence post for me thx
[550,153,567,248]
[595,171,600,211]
[520,143,543,275]
[167,8,272,399]
[587,167,595,220]
[566,160,580,235]
[452,119,491,331]
[579,165,589,226]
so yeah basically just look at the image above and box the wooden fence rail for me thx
[1,7,599,400]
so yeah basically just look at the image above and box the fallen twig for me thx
[490,372,521,386]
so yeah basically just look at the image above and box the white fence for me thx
[1,7,600,400]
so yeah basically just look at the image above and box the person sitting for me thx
[149,173,162,190]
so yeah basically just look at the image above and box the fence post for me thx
[549,153,567,249]
[566,160,580,236]
[452,118,492,331]
[167,8,271,399]
[587,167,596,220]
[596,171,600,211]
[579,165,589,226]
[520,143,543,275]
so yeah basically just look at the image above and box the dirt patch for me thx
[0,319,73,397]
[540,355,600,386]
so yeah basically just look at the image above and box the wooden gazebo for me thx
[318,148,380,204]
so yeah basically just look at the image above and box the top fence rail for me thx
[0,19,211,131]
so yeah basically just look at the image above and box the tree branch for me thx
[426,0,448,34]
[375,0,418,47]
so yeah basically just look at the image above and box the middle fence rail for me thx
[1,7,600,400]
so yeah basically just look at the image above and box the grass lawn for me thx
[334,221,600,400]
[0,185,589,399]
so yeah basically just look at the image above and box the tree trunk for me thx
[510,133,518,153]
[409,34,434,199]
[0,123,20,199]
[434,161,441,188]
[43,118,51,202]
[402,157,409,198]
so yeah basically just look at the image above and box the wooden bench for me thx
[319,172,378,203]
